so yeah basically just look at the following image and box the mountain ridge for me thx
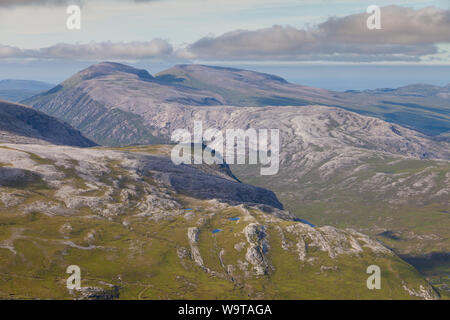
[0,79,54,102]
[25,62,450,139]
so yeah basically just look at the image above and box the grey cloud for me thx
[318,5,450,45]
[183,6,450,62]
[37,40,173,59]
[1,5,448,63]
[0,44,25,58]
[0,40,173,60]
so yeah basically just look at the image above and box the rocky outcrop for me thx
[187,227,206,270]
[402,282,438,301]
[243,223,271,275]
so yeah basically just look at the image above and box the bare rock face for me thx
[0,144,282,218]
[75,286,120,300]
[402,283,438,301]
[187,227,206,270]
[142,104,448,160]
[243,223,271,275]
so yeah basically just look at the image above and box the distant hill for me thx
[0,79,54,102]
[348,83,450,99]
[0,100,96,147]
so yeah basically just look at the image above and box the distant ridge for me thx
[347,83,450,99]
[0,79,53,102]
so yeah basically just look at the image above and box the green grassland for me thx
[0,200,434,300]
[0,146,438,299]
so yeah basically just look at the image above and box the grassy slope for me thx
[0,146,436,299]
[230,158,450,298]
[0,206,429,299]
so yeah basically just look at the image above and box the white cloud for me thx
[37,40,173,59]
[0,44,24,58]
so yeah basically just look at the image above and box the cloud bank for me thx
[183,6,450,62]
[37,40,173,59]
[0,6,448,63]
[0,40,173,60]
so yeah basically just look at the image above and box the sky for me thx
[0,0,449,90]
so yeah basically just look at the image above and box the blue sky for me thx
[0,0,449,90]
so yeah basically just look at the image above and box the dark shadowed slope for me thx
[138,155,283,209]
[0,100,96,147]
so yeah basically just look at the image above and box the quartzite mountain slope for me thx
[23,62,228,146]
[156,64,450,138]
[0,143,439,299]
[23,62,450,148]
[24,62,450,139]
[0,100,96,147]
